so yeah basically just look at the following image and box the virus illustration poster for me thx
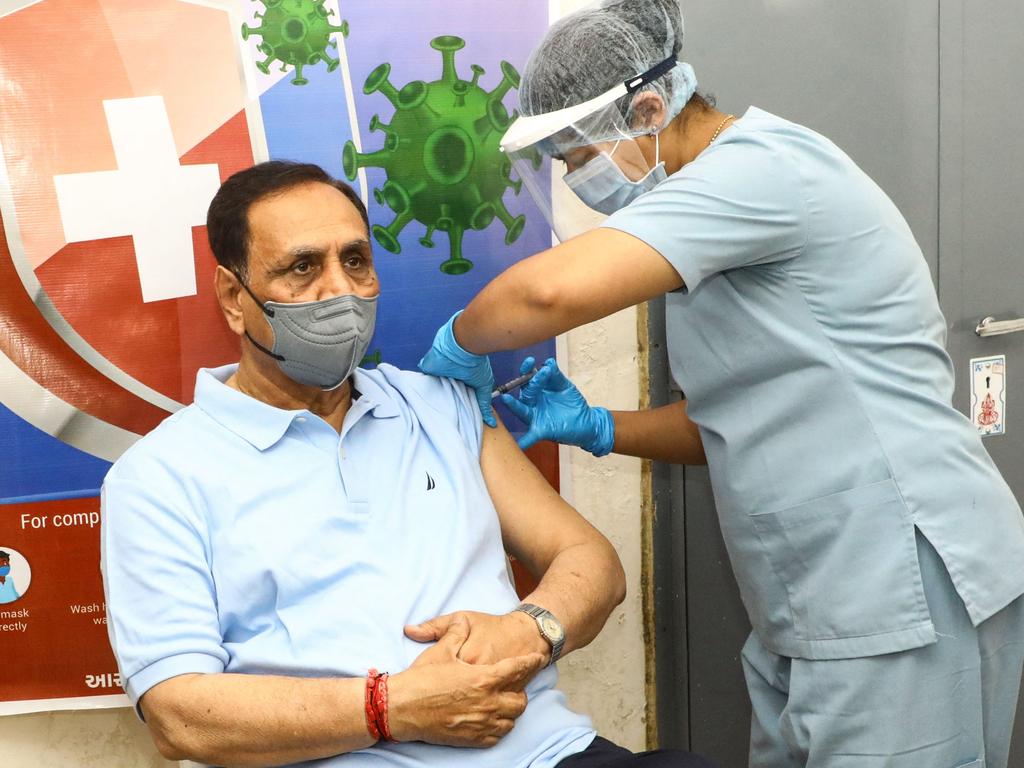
[0,0,551,715]
[342,35,525,276]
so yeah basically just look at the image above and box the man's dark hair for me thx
[206,161,370,279]
[0,551,9,560]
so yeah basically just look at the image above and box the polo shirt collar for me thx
[194,365,400,451]
[352,369,401,419]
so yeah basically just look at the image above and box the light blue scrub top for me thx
[101,364,594,767]
[604,107,1024,660]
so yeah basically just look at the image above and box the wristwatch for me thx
[514,603,566,665]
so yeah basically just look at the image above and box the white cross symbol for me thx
[53,96,221,303]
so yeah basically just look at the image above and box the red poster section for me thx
[0,496,124,705]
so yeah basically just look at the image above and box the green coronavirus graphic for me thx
[242,0,350,86]
[343,36,526,275]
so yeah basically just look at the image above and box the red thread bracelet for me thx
[373,672,396,742]
[364,669,382,741]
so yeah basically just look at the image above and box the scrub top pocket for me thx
[751,478,932,649]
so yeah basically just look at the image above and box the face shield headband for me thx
[500,53,679,156]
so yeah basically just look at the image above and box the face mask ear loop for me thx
[234,271,275,318]
[244,330,286,362]
[608,139,623,159]
[233,272,287,362]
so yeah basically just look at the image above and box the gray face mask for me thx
[239,280,377,390]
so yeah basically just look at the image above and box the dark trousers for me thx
[557,736,717,768]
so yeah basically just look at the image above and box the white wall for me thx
[0,708,174,766]
[557,310,648,750]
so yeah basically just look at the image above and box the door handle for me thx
[975,316,1024,337]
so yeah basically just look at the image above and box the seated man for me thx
[100,161,714,768]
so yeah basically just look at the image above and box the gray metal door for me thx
[939,0,1024,762]
[652,1,1024,764]
[939,0,1024,509]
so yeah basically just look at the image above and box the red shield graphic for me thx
[0,0,262,445]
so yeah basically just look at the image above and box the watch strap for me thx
[514,602,565,665]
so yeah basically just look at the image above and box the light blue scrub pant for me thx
[742,530,1024,768]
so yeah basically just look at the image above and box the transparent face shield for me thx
[501,55,676,242]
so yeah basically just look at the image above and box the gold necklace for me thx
[710,114,736,144]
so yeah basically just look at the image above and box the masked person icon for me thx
[418,2,1024,767]
[0,550,20,604]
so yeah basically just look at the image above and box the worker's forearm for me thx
[611,401,707,465]
[521,536,626,657]
[143,673,371,767]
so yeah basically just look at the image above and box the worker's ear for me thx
[629,91,667,133]
[214,265,246,337]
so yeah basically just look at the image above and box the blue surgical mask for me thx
[0,566,10,576]
[565,134,668,215]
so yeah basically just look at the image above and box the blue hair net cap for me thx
[519,0,697,132]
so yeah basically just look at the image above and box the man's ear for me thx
[629,91,667,133]
[214,265,246,337]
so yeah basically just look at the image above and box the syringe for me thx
[491,368,539,399]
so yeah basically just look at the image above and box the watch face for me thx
[541,616,564,641]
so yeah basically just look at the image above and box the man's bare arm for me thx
[141,672,371,766]
[483,417,626,656]
[140,617,543,767]
[407,416,626,663]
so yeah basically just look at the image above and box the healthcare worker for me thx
[418,1,1024,766]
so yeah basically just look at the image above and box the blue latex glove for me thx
[501,357,615,456]
[418,311,497,427]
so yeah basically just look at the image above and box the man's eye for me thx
[293,261,312,274]
[345,256,368,270]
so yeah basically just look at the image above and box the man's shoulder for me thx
[360,364,483,453]
[361,364,476,416]
[105,403,219,485]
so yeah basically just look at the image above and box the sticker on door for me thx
[970,355,1007,437]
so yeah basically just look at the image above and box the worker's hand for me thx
[388,615,544,747]
[405,610,551,667]
[501,357,615,456]
[418,311,497,427]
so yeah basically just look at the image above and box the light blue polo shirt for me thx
[604,107,1024,660]
[100,364,594,767]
